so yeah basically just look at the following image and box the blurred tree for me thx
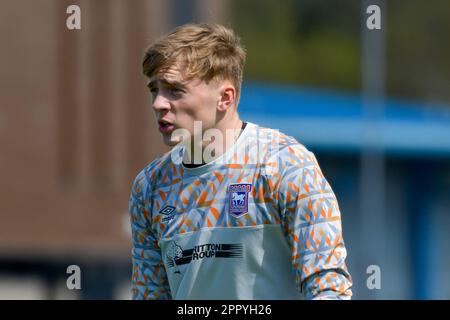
[387,0,450,105]
[230,0,360,91]
[230,0,450,107]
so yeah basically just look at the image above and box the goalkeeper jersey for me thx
[129,122,352,299]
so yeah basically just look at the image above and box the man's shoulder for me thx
[131,149,175,192]
[247,123,318,177]
[250,122,313,158]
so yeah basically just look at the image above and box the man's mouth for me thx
[158,120,175,134]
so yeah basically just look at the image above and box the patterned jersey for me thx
[129,122,352,299]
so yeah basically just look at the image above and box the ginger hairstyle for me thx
[142,23,246,104]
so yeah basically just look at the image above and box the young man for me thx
[129,23,352,299]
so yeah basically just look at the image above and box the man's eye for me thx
[170,87,183,94]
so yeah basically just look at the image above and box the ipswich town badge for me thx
[229,183,252,217]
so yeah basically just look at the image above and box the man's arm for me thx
[129,172,172,300]
[276,146,353,300]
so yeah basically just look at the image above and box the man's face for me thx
[147,65,221,146]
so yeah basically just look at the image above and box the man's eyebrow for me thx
[146,79,186,89]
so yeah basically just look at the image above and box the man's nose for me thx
[152,93,170,112]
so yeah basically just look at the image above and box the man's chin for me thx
[162,137,181,147]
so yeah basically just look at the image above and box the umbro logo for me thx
[159,205,176,222]
[160,205,176,215]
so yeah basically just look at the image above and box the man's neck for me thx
[183,119,246,167]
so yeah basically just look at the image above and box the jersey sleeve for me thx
[276,146,353,300]
[129,172,172,300]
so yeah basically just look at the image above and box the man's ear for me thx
[217,83,236,112]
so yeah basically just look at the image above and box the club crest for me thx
[229,183,252,217]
